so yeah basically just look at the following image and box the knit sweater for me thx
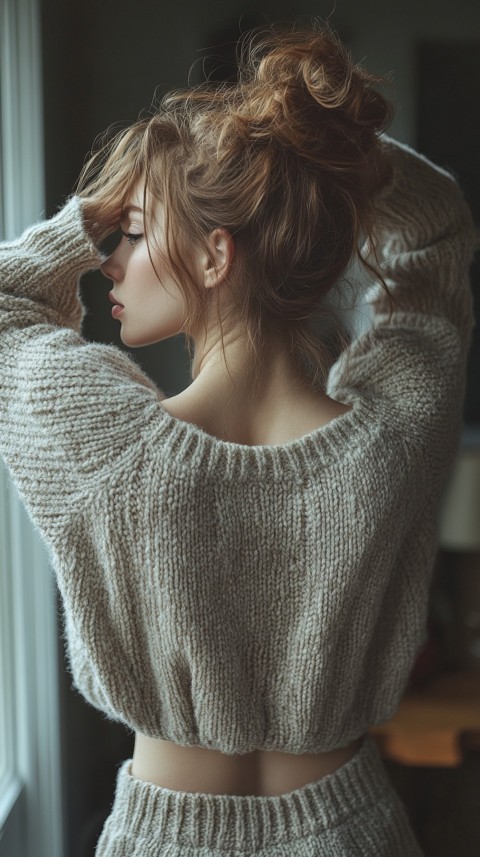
[0,136,476,754]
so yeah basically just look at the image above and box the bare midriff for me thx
[131,733,365,796]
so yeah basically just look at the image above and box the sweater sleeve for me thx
[0,196,165,543]
[329,136,478,434]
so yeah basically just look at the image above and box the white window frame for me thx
[0,1,64,856]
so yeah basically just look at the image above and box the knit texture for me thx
[94,736,423,856]
[0,136,476,753]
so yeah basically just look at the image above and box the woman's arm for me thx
[371,135,477,338]
[329,137,477,429]
[0,197,164,543]
[0,196,102,335]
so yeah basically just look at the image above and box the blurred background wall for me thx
[39,1,480,855]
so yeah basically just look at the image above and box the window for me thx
[0,1,64,855]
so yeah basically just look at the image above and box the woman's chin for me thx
[119,329,165,348]
[119,329,141,348]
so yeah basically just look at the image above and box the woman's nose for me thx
[100,248,123,283]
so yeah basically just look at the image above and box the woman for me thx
[0,24,475,857]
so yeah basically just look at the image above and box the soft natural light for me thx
[0,473,10,786]
[0,1,64,855]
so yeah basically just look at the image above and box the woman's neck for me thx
[163,326,348,446]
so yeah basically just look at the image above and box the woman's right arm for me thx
[330,136,477,437]
[371,135,476,340]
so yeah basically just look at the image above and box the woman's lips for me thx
[108,290,124,318]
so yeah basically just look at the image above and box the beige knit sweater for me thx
[0,137,476,754]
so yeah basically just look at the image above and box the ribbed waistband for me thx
[105,735,391,851]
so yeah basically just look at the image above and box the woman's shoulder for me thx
[160,389,353,447]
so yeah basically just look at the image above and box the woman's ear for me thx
[203,228,234,289]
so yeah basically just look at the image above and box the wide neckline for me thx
[157,397,355,451]
[152,392,375,482]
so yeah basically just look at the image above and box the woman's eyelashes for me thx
[120,229,143,246]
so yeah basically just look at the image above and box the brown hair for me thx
[76,23,394,390]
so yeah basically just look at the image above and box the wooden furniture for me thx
[370,669,480,766]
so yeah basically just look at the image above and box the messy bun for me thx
[225,28,390,167]
[77,24,393,387]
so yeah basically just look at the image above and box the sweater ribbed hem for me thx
[95,735,423,855]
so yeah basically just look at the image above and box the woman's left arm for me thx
[0,196,102,334]
[0,197,164,545]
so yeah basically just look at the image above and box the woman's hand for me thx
[80,195,124,248]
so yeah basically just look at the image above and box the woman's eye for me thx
[120,229,142,246]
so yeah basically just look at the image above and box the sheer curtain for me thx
[0,1,64,855]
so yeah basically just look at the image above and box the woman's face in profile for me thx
[100,183,189,347]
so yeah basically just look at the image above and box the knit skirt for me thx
[94,734,423,856]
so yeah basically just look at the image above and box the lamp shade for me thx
[438,428,480,551]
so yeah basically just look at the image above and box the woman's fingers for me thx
[80,196,123,246]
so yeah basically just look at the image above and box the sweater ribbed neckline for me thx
[149,393,373,481]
